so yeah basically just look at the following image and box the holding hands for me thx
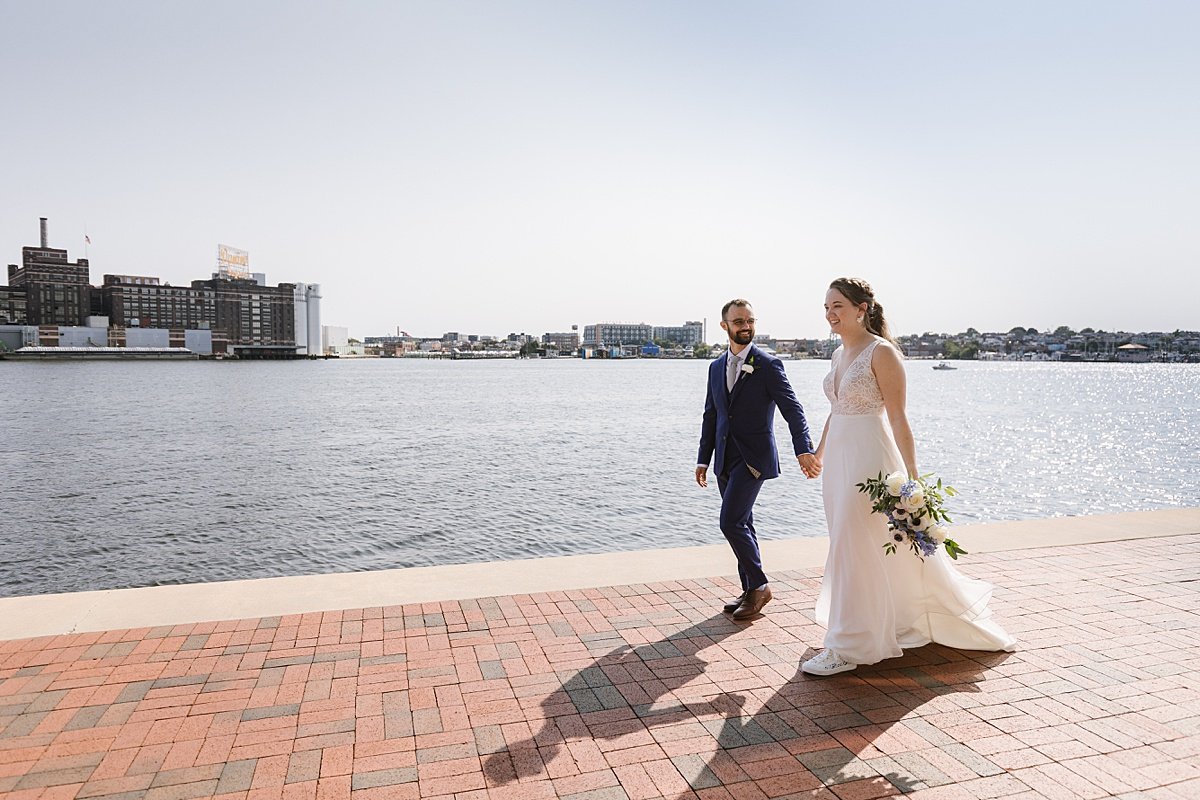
[798,453,822,479]
[696,456,820,486]
[696,455,821,487]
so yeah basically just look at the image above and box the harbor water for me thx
[2,358,1196,596]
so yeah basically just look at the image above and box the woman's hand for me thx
[798,453,821,479]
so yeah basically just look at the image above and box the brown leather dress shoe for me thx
[732,586,772,620]
[723,592,746,613]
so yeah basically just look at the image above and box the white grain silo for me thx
[305,284,322,355]
[294,284,310,355]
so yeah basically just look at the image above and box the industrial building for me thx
[0,218,321,359]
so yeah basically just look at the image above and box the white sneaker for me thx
[801,649,856,676]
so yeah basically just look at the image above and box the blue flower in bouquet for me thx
[912,530,939,558]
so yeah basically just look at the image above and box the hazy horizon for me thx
[3,1,1196,341]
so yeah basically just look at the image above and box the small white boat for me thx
[932,361,957,370]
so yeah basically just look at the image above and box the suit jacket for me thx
[697,344,814,480]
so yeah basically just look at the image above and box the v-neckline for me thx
[833,339,876,398]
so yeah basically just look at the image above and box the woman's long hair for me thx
[830,277,897,347]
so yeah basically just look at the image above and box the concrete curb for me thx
[2,507,1196,641]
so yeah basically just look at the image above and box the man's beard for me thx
[732,330,753,344]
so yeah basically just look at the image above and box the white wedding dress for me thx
[816,338,1016,665]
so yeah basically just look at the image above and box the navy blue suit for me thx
[698,344,814,591]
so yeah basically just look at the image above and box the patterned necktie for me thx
[727,353,739,393]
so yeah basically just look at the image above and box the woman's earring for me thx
[856,316,864,325]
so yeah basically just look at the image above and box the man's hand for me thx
[797,453,821,479]
[695,465,708,488]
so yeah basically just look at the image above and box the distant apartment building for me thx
[583,320,703,347]
[364,335,412,347]
[542,331,580,352]
[583,323,652,346]
[6,218,91,325]
[652,321,704,346]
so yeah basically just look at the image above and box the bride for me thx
[802,277,1016,676]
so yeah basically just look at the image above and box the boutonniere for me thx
[741,356,755,375]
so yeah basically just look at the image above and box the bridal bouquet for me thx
[856,471,967,559]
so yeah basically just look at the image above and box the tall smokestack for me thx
[39,217,48,248]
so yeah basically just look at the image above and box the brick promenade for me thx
[2,534,1198,800]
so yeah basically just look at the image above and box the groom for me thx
[697,299,820,619]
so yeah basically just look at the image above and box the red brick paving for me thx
[2,534,1199,799]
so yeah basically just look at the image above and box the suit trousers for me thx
[717,443,768,591]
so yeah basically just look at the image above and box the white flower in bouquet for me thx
[911,513,931,532]
[892,506,909,519]
[900,481,925,508]
[885,472,907,496]
[928,524,949,543]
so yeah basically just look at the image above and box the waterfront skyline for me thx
[2,2,1197,339]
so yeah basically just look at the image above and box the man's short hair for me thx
[722,299,752,321]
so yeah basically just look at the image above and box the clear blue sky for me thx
[2,1,1196,341]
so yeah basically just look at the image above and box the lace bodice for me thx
[823,339,884,415]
